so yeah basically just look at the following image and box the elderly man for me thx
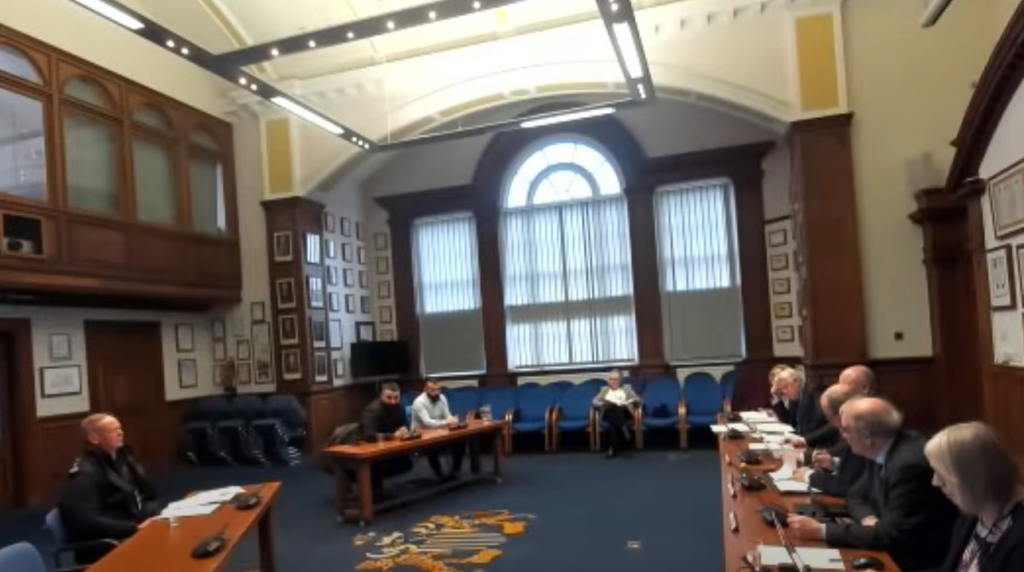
[787,397,957,571]
[58,413,162,563]
[771,367,830,445]
[790,383,869,497]
[838,364,876,396]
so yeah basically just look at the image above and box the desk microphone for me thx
[772,513,812,572]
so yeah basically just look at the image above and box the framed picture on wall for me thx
[275,278,297,309]
[772,302,793,320]
[332,352,346,379]
[323,212,336,234]
[356,321,375,342]
[377,280,392,299]
[375,256,390,275]
[771,278,791,295]
[313,352,330,383]
[767,228,788,247]
[375,232,389,251]
[987,245,1017,310]
[175,323,194,352]
[340,217,352,237]
[177,359,198,389]
[379,329,395,341]
[49,333,72,362]
[236,362,252,385]
[279,315,299,346]
[775,325,796,343]
[281,349,302,380]
[989,160,1024,238]
[769,253,789,272]
[272,231,293,262]
[251,322,274,385]
[251,301,266,323]
[40,365,83,398]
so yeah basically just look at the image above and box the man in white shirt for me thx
[410,380,464,480]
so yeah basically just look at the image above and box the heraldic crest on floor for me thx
[352,510,536,571]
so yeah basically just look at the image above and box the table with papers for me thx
[159,486,248,519]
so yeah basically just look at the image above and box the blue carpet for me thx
[0,450,724,571]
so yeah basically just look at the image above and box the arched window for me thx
[0,44,42,84]
[0,45,47,203]
[61,76,120,216]
[131,105,177,226]
[500,136,637,368]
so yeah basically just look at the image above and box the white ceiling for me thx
[126,0,676,79]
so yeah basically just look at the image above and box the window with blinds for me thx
[411,212,485,374]
[500,136,637,369]
[655,179,744,361]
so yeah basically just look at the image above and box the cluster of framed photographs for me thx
[372,231,396,340]
[174,310,275,390]
[39,333,82,399]
[765,218,800,349]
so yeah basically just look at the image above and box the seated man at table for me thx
[771,367,830,445]
[790,383,869,497]
[410,380,465,481]
[787,397,958,571]
[360,383,415,499]
[58,413,163,564]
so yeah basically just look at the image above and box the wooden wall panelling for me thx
[788,114,867,365]
[624,183,664,375]
[0,24,241,308]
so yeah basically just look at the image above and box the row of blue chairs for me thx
[181,394,308,467]
[405,371,737,451]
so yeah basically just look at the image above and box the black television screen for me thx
[350,341,410,379]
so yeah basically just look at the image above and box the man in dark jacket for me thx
[792,383,868,497]
[58,414,162,563]
[771,368,830,444]
[358,383,414,498]
[787,398,958,571]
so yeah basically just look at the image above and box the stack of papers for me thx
[710,424,752,434]
[739,411,776,423]
[159,486,246,519]
[757,546,845,570]
[753,422,795,433]
[747,442,794,452]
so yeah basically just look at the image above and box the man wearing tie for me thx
[787,398,957,571]
[790,382,868,497]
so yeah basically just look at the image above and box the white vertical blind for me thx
[655,179,744,361]
[412,212,485,374]
[501,137,637,369]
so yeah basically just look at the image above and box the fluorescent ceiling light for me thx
[612,22,643,79]
[71,0,145,30]
[519,107,616,129]
[270,96,345,135]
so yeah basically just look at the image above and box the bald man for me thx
[837,365,876,396]
[58,414,162,563]
[791,383,868,497]
[787,398,957,571]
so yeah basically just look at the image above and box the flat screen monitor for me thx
[350,341,410,379]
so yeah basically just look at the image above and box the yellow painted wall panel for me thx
[795,14,840,112]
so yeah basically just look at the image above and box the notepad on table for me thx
[726,423,752,432]
[710,424,729,434]
[772,479,821,494]
[753,422,794,433]
[739,411,776,423]
[757,546,845,570]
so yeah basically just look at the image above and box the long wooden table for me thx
[87,482,279,572]
[717,432,899,571]
[323,419,505,526]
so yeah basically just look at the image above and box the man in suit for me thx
[58,414,162,563]
[787,364,876,449]
[790,382,869,497]
[359,383,414,498]
[787,398,958,571]
[410,380,465,480]
[771,368,830,445]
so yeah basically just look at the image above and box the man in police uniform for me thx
[58,413,162,563]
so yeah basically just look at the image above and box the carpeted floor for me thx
[0,445,724,571]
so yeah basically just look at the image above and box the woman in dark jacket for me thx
[902,422,1024,572]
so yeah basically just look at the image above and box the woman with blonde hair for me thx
[919,422,1024,572]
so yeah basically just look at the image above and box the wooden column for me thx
[474,206,511,387]
[789,114,866,374]
[625,182,665,375]
[262,197,355,449]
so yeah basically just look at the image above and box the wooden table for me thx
[87,482,279,572]
[323,419,505,526]
[716,434,899,571]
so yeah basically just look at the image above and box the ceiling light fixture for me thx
[308,39,317,48]
[611,22,642,79]
[271,96,346,135]
[520,107,616,129]
[70,0,145,30]
[597,0,655,103]
[429,10,437,20]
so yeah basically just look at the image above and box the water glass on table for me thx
[479,404,493,423]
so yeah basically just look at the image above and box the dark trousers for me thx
[427,444,465,478]
[602,404,633,452]
[346,457,413,498]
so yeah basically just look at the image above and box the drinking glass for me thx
[376,433,387,447]
[479,404,493,423]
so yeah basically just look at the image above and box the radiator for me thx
[517,372,610,386]
[438,378,479,388]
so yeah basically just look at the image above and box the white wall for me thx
[979,76,1024,366]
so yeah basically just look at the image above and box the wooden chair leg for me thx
[679,422,689,450]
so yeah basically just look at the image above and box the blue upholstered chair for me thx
[550,382,600,451]
[720,370,738,411]
[509,385,558,452]
[43,509,115,569]
[682,372,726,447]
[638,375,686,449]
[478,386,517,452]
[445,386,481,419]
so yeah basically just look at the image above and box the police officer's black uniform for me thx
[57,447,162,563]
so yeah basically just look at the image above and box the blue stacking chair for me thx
[509,385,558,452]
[594,383,643,452]
[624,376,645,396]
[517,381,540,389]
[44,509,117,569]
[580,378,605,392]
[181,397,235,465]
[546,380,573,396]
[638,375,686,449]
[0,542,75,572]
[682,372,725,443]
[446,386,481,419]
[720,370,738,411]
[551,382,600,451]
[478,386,517,452]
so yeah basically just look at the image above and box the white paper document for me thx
[160,504,219,518]
[748,442,794,451]
[753,423,795,433]
[710,424,729,434]
[726,423,752,432]
[739,411,776,423]
[757,546,845,570]
[159,486,246,519]
[773,479,821,494]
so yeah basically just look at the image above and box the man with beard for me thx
[410,380,465,480]
[58,414,163,563]
[360,383,414,498]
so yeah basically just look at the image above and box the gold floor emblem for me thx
[354,511,535,571]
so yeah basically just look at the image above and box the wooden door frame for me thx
[0,318,36,507]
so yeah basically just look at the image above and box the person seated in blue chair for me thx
[410,380,465,481]
[58,413,163,564]
[359,383,415,499]
[592,370,640,459]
